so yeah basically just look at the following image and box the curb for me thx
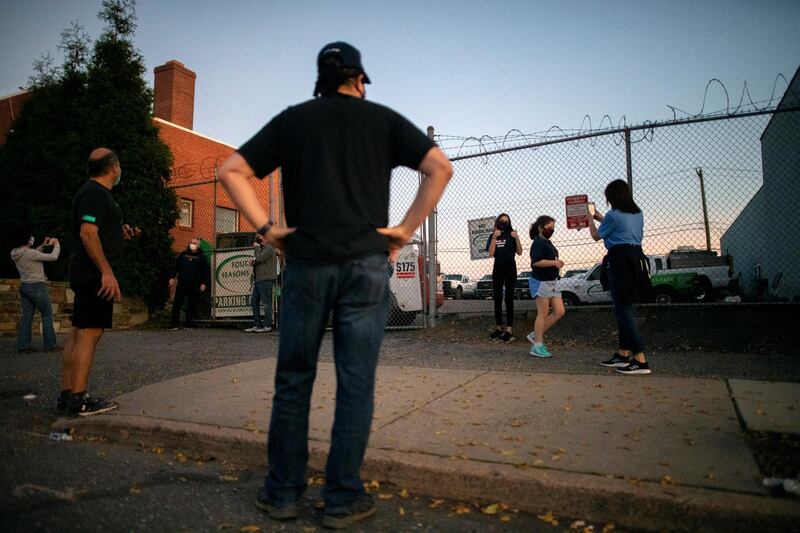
[54,415,800,532]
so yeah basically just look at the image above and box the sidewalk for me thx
[55,360,800,532]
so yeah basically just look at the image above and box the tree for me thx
[0,0,178,312]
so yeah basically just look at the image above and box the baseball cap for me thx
[317,41,371,84]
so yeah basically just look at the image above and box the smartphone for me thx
[588,202,596,216]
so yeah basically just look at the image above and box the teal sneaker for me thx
[530,344,553,358]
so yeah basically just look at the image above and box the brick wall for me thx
[0,279,148,338]
[0,90,32,145]
[156,118,279,251]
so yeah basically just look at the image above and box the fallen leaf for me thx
[219,475,238,482]
[314,501,325,510]
[570,520,586,529]
[452,503,471,515]
[365,480,380,489]
[239,526,261,532]
[129,484,142,495]
[429,499,444,509]
[398,506,405,516]
[152,447,164,455]
[176,452,187,464]
[500,515,511,522]
[377,493,394,500]
[537,511,559,526]
[482,503,500,515]
[660,475,675,485]
[602,524,616,533]
[399,488,409,498]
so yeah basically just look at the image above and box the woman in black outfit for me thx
[486,213,522,342]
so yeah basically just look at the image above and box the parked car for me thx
[443,274,477,299]
[475,274,494,299]
[514,271,533,299]
[562,269,587,279]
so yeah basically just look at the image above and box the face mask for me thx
[189,244,198,251]
[542,228,554,239]
[29,236,35,246]
[114,170,122,187]
[498,221,509,230]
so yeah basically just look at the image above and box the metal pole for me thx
[426,125,437,327]
[624,128,633,192]
[696,167,712,252]
[211,166,218,320]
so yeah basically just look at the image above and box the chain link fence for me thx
[164,163,435,329]
[433,105,800,312]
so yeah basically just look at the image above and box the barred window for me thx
[215,206,239,234]
[178,198,193,227]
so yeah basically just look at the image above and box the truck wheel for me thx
[695,277,713,301]
[653,286,676,305]
[455,286,463,300]
[561,292,579,307]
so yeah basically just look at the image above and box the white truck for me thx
[556,252,732,306]
[650,249,737,300]
[442,274,477,299]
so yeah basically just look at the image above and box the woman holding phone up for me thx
[589,180,652,375]
[486,213,522,343]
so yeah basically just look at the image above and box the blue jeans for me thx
[17,282,56,351]
[609,274,645,354]
[251,280,274,328]
[264,254,389,512]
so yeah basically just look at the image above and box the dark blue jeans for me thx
[609,274,645,354]
[251,280,274,328]
[17,282,56,351]
[264,254,389,512]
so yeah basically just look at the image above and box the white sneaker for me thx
[259,326,273,332]
[245,326,260,332]
[526,332,536,344]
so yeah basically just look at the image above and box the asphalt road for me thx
[2,305,795,532]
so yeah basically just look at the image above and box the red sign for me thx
[565,195,589,229]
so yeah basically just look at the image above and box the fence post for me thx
[211,165,218,320]
[426,125,437,328]
[624,128,633,191]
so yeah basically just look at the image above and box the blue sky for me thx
[1,0,798,148]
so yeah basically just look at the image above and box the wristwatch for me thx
[257,221,273,236]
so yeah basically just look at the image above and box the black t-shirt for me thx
[530,236,559,281]
[485,230,518,266]
[69,180,124,285]
[238,93,435,263]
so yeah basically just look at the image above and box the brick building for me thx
[0,60,280,252]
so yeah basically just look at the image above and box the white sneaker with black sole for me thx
[526,332,536,344]
[616,360,651,375]
[245,326,260,332]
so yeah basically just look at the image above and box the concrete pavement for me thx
[55,360,800,532]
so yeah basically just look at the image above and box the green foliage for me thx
[0,0,178,312]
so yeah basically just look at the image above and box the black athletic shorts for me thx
[71,279,114,329]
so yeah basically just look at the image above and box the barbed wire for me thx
[436,73,794,158]
[666,73,797,120]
